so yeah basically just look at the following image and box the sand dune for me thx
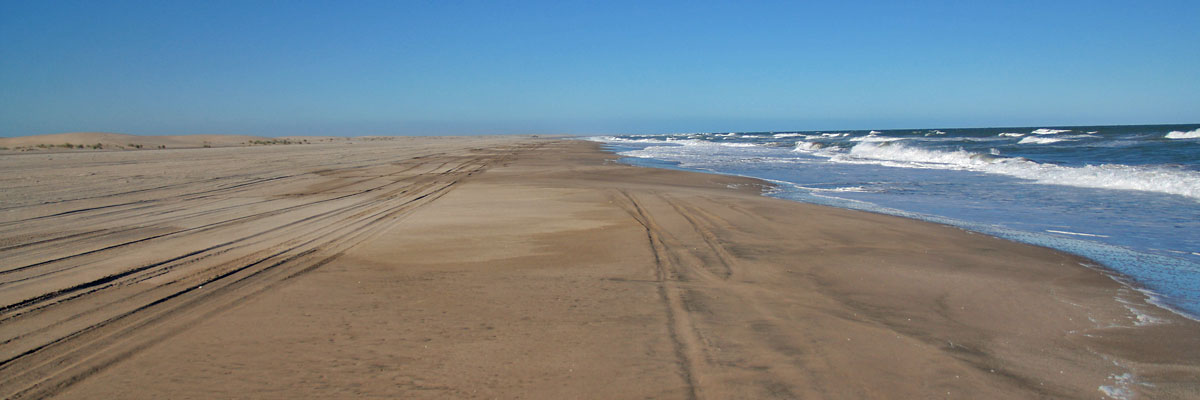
[0,138,1196,399]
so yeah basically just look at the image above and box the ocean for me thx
[589,124,1200,320]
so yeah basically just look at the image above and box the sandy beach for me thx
[1,136,1198,399]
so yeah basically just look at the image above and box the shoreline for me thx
[1,137,1197,398]
[592,139,1200,324]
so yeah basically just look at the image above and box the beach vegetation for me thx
[249,139,296,145]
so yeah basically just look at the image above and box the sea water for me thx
[589,124,1200,320]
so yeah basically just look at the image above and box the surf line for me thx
[1045,229,1110,238]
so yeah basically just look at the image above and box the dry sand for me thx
[0,136,1197,399]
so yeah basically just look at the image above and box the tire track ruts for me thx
[0,158,458,279]
[661,195,739,280]
[0,147,433,223]
[0,178,449,350]
[0,158,480,320]
[0,159,441,258]
[0,149,506,399]
[614,190,702,400]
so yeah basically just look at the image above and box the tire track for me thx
[613,190,702,400]
[615,191,835,399]
[0,146,426,220]
[0,158,468,280]
[1,163,487,393]
[0,158,485,325]
[0,165,459,335]
[0,157,441,259]
[0,145,513,399]
[661,195,740,280]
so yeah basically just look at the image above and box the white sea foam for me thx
[950,137,1009,143]
[1032,128,1072,135]
[589,136,678,145]
[1046,229,1110,238]
[1019,136,1069,144]
[1165,128,1200,139]
[869,130,882,134]
[796,185,876,193]
[591,136,763,149]
[717,142,762,147]
[843,142,1000,167]
[841,142,1200,199]
[998,132,1025,137]
[801,133,848,139]
[849,134,903,143]
[1018,134,1098,144]
[793,141,824,152]
[1129,305,1165,326]
[823,186,874,192]
[773,133,805,138]
[1099,372,1134,400]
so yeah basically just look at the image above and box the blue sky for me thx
[1,1,1198,136]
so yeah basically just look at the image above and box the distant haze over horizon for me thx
[7,123,1200,140]
[2,1,1198,137]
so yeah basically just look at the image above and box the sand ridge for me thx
[0,138,1197,399]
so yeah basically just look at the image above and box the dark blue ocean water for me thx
[590,124,1200,320]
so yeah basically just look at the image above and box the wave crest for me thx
[1019,136,1068,144]
[843,142,1200,199]
[849,134,903,143]
[793,141,824,152]
[1166,128,1200,139]
[846,142,998,167]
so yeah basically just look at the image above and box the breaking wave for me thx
[793,141,824,152]
[841,142,1200,199]
[1018,134,1097,144]
[1166,128,1200,139]
[1018,136,1069,144]
[849,134,903,143]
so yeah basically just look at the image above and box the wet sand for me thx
[1,137,1197,399]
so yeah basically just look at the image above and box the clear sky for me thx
[2,1,1198,136]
